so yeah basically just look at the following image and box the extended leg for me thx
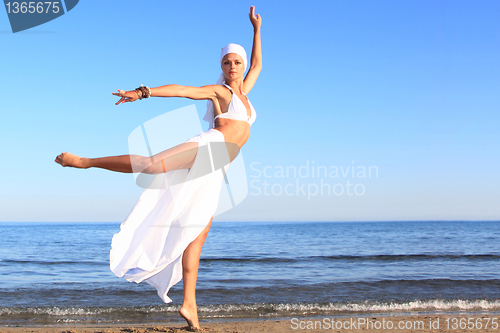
[179,216,213,330]
[55,141,200,174]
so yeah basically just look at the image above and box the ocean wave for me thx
[200,254,500,263]
[0,259,107,266]
[2,299,500,319]
[5,253,498,268]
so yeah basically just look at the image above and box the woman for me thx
[55,6,261,331]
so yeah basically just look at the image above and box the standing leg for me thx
[179,216,213,330]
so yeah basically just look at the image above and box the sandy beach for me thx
[3,313,500,333]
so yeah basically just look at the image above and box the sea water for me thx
[1,221,499,325]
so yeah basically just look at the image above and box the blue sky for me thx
[0,0,498,222]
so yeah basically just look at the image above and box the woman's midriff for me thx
[214,118,250,160]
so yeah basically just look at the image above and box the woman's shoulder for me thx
[212,84,232,100]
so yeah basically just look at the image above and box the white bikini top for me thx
[213,83,257,128]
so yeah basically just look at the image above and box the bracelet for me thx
[135,88,143,100]
[134,85,151,100]
[140,86,148,98]
[139,84,151,98]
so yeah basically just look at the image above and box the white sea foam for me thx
[1,299,500,324]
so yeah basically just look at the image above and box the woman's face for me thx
[221,53,245,81]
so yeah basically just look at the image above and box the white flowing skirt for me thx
[109,128,230,303]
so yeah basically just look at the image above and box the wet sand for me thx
[2,313,500,333]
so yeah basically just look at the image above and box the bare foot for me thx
[179,304,201,331]
[55,152,89,168]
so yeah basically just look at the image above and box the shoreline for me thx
[4,312,500,333]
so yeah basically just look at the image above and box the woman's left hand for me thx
[249,5,261,30]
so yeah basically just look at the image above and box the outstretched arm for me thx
[150,85,219,100]
[112,84,226,105]
[243,5,262,94]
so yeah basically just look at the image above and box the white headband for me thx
[203,43,248,129]
[220,43,248,71]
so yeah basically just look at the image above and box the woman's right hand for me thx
[112,89,139,105]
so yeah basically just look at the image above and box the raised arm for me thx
[243,5,262,94]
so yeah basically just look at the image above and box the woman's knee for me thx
[140,157,161,174]
[127,155,151,173]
